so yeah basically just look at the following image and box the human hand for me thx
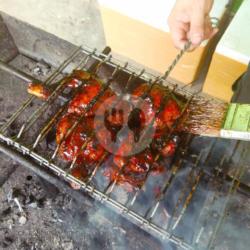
[168,0,217,50]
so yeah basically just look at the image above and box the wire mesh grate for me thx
[0,45,249,250]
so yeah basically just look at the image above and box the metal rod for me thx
[161,41,191,80]
[166,140,215,230]
[191,141,241,247]
[145,135,195,221]
[171,171,203,230]
[207,149,247,250]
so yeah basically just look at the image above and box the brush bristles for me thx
[180,97,228,137]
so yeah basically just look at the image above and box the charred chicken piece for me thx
[70,166,88,189]
[132,84,165,110]
[114,148,153,173]
[27,82,51,100]
[68,79,114,117]
[160,140,177,157]
[75,138,105,165]
[72,70,91,81]
[104,166,147,192]
[114,148,164,174]
[65,70,91,88]
[159,99,181,128]
[67,79,101,116]
[151,137,178,158]
[132,84,181,138]
[56,113,81,144]
[55,77,181,191]
[132,84,164,138]
[57,114,91,161]
[108,146,164,191]
[153,98,181,139]
[56,113,105,164]
[91,88,115,116]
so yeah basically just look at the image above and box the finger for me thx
[171,29,188,49]
[190,11,205,46]
[169,21,189,49]
[188,19,218,51]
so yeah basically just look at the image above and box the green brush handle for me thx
[221,103,250,141]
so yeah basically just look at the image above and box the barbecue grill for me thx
[0,24,250,250]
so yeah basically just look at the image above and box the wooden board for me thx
[203,53,247,101]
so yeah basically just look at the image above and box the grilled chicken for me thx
[52,71,182,190]
[27,70,92,100]
[67,79,102,116]
[65,69,91,88]
[68,79,115,117]
[107,144,165,190]
[151,137,177,157]
[70,166,88,189]
[56,114,105,164]
[132,84,181,138]
[27,82,51,100]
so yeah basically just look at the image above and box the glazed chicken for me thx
[56,113,105,165]
[65,69,91,88]
[67,78,115,117]
[27,82,51,100]
[27,69,92,100]
[104,148,164,191]
[132,84,181,134]
[48,70,183,190]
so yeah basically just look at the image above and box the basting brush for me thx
[180,97,250,141]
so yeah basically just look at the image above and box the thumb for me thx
[190,11,205,45]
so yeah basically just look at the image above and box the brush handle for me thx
[221,103,250,141]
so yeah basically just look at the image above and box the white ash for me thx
[0,162,162,250]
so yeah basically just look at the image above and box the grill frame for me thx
[0,45,249,250]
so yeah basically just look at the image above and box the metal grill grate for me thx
[0,45,249,250]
